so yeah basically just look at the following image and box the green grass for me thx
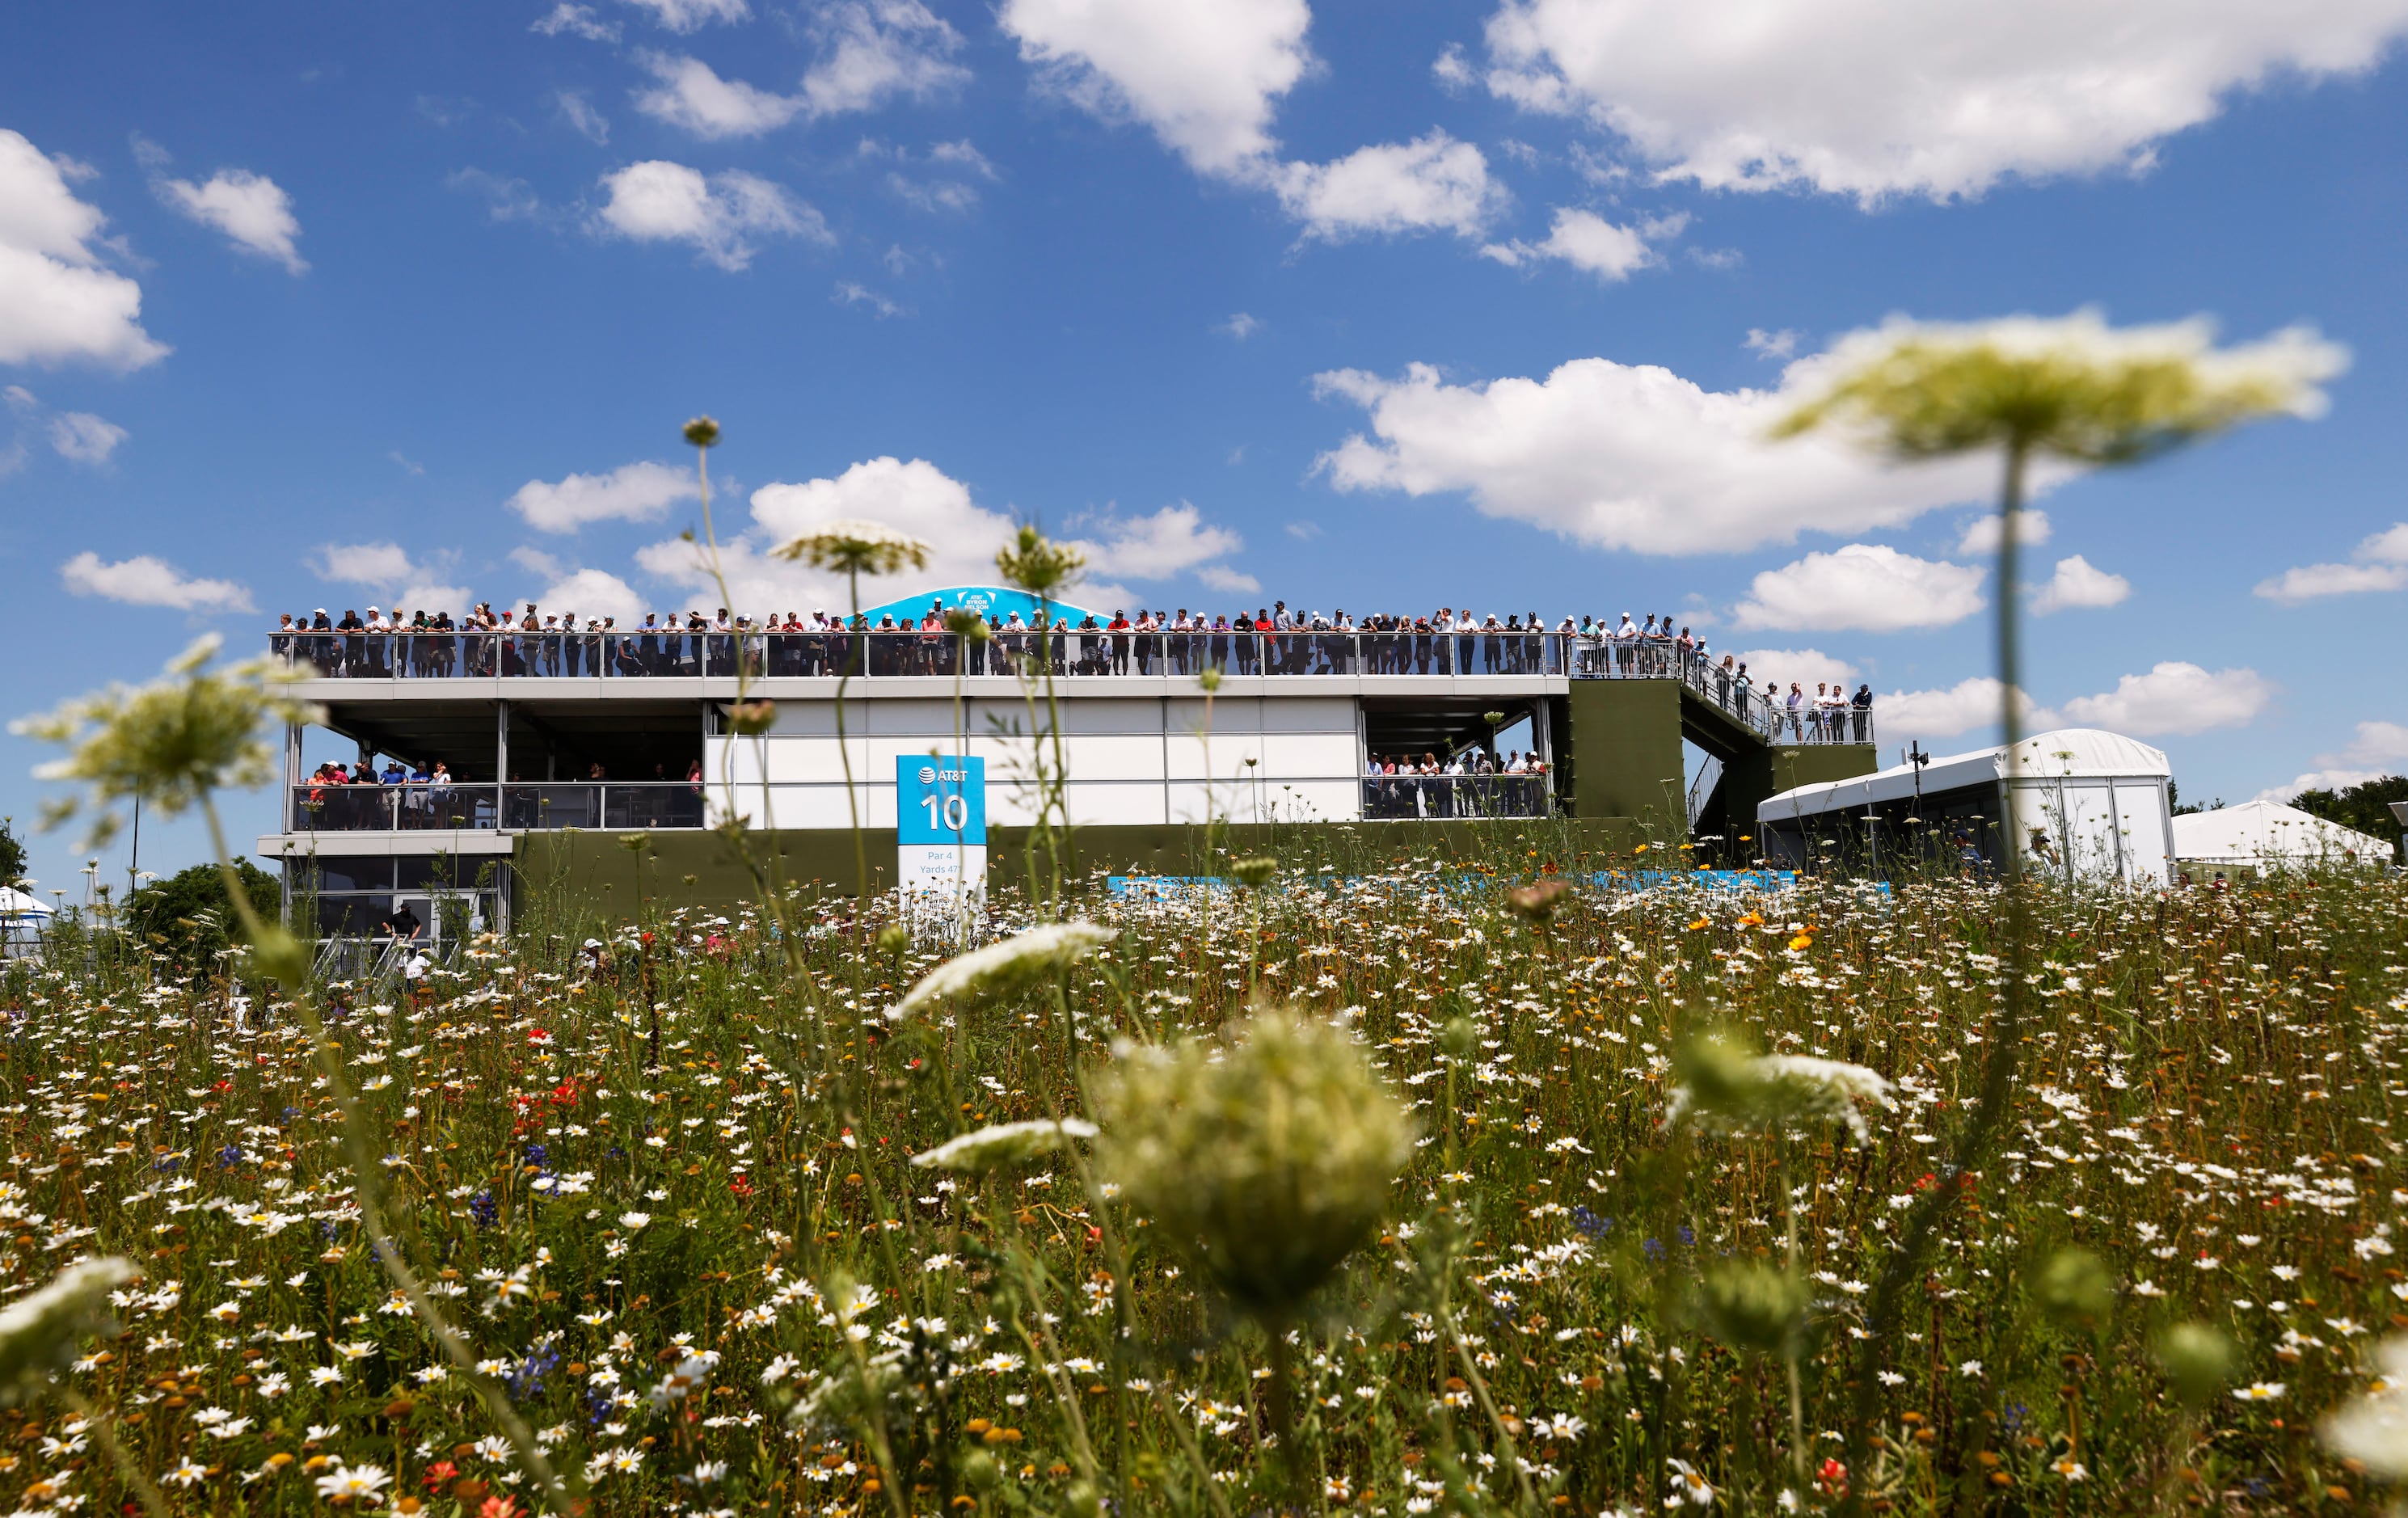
[2,860,2404,1516]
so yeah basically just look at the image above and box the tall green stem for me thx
[1839,438,2032,1510]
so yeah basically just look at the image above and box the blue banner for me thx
[896,755,986,845]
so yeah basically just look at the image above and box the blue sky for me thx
[6,0,2408,896]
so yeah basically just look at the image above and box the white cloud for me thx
[593,161,830,270]
[1477,0,2408,202]
[1731,544,1986,632]
[1743,327,1799,361]
[1731,647,1859,691]
[1218,312,1261,340]
[447,167,547,224]
[558,91,611,144]
[2255,719,2408,799]
[1432,44,1476,94]
[534,3,622,40]
[1077,503,1243,580]
[833,280,907,317]
[46,411,124,464]
[2052,661,2273,736]
[530,567,650,627]
[801,0,971,118]
[2254,520,2408,603]
[390,583,474,617]
[2030,554,2130,614]
[61,550,254,614]
[620,0,750,32]
[633,4,965,136]
[1275,131,1504,241]
[1002,0,1312,177]
[1311,352,2009,555]
[1197,563,1262,595]
[1000,0,1499,241]
[1955,508,2052,556]
[154,167,306,274]
[509,546,563,579]
[929,140,999,177]
[1874,677,2039,743]
[1481,207,1681,280]
[510,460,700,533]
[634,458,1243,613]
[633,53,806,137]
[0,130,168,371]
[310,541,420,584]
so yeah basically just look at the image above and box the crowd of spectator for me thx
[271,601,1874,740]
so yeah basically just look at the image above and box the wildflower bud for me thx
[1690,1262,1811,1360]
[1503,878,1571,923]
[247,924,311,989]
[1440,1017,1478,1059]
[1196,668,1223,694]
[911,1119,1097,1174]
[682,415,721,448]
[2157,1323,2234,1410]
[2323,1338,2408,1477]
[961,1451,1000,1490]
[0,1257,138,1406]
[1667,1031,1892,1146]
[1065,1480,1103,1518]
[1230,856,1278,889]
[1096,1010,1415,1322]
[886,921,1113,1022]
[616,832,652,854]
[2035,1248,2115,1332]
[727,700,776,736]
[994,524,1085,596]
[1482,711,1504,727]
[875,921,910,958]
[943,609,990,642]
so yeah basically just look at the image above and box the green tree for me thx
[2291,774,2408,862]
[0,819,25,887]
[125,857,280,968]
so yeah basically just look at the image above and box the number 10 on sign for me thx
[896,755,986,898]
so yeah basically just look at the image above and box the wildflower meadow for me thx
[2,850,2405,1516]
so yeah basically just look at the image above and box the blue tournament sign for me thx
[896,753,986,896]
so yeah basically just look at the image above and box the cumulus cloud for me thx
[1000,0,1502,240]
[533,3,622,40]
[1481,207,1683,280]
[1731,647,1859,691]
[621,0,750,32]
[1197,563,1263,594]
[529,567,650,627]
[803,0,970,117]
[61,550,254,614]
[2052,661,2273,737]
[2029,554,2131,614]
[1274,132,1505,242]
[632,3,967,137]
[1476,0,2408,202]
[1744,327,1799,361]
[633,53,806,137]
[1218,312,1262,339]
[154,167,307,273]
[0,129,169,371]
[511,461,700,533]
[2255,719,2408,800]
[592,161,830,270]
[1731,544,1986,632]
[1311,351,2009,555]
[635,458,1245,612]
[46,411,125,464]
[2254,521,2408,603]
[310,541,421,584]
[1874,677,2038,743]
[1956,508,2052,556]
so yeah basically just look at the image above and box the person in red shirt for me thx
[1108,610,1132,675]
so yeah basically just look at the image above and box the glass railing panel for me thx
[1358,774,1552,820]
[289,785,499,831]
[601,785,708,829]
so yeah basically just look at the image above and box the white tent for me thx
[2171,799,2389,871]
[1760,727,2175,884]
[0,886,53,958]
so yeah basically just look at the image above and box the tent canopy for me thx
[1761,727,2171,820]
[2170,799,2389,866]
[0,887,52,920]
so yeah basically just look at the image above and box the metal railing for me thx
[1360,774,1552,820]
[289,782,706,833]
